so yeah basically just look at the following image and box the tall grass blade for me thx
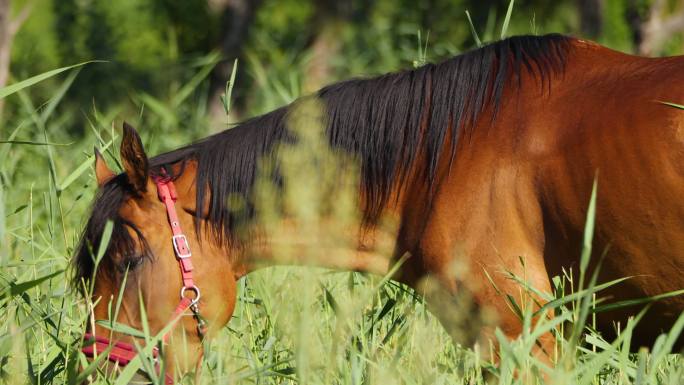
[580,178,598,282]
[0,140,72,146]
[95,320,145,339]
[58,139,114,192]
[593,288,684,313]
[221,59,239,116]
[465,11,483,47]
[501,0,515,39]
[658,101,684,110]
[71,344,113,385]
[535,276,631,316]
[0,62,96,99]
[1,270,63,299]
[40,68,81,123]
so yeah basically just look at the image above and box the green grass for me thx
[1,57,683,385]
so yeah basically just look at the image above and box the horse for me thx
[75,34,684,382]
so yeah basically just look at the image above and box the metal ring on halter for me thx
[180,285,201,306]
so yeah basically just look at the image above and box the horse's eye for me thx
[120,253,145,271]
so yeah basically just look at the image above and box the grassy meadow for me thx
[1,5,684,384]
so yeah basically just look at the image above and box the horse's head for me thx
[75,123,237,382]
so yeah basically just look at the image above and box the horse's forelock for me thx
[73,175,150,288]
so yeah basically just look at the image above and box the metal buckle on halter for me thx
[180,285,201,306]
[172,234,192,259]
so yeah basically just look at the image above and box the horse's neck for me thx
[238,216,397,276]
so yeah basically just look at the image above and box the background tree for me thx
[0,0,31,115]
[579,0,604,38]
[638,0,684,55]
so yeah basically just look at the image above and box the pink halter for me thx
[82,176,205,384]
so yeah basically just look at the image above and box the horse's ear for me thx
[120,122,149,193]
[94,147,115,187]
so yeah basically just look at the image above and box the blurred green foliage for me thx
[6,0,684,134]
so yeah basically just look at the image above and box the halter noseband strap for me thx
[82,176,205,384]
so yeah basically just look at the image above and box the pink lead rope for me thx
[82,175,205,384]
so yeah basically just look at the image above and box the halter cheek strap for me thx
[157,178,197,296]
[81,177,205,384]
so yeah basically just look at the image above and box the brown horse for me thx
[76,34,684,381]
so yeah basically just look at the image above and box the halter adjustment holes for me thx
[180,285,201,305]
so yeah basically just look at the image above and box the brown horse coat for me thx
[76,35,684,378]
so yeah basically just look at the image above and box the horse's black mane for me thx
[74,34,571,283]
